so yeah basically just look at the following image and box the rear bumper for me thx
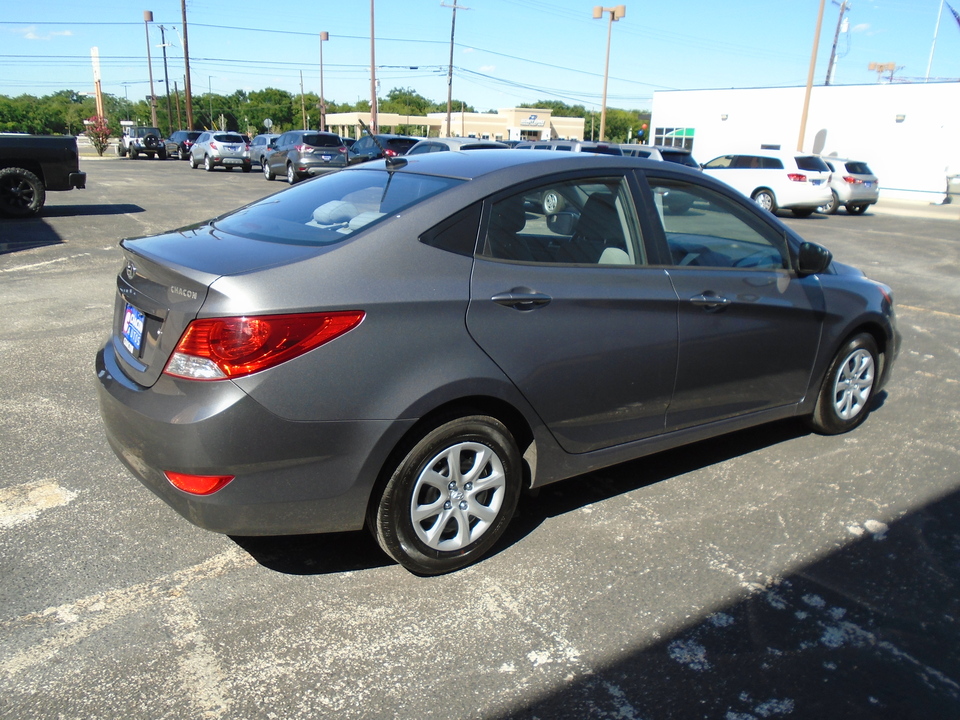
[96,342,413,536]
[69,171,85,190]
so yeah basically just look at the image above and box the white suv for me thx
[818,158,879,215]
[701,151,832,217]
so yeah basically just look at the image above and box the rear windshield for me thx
[796,156,830,172]
[303,133,342,148]
[386,138,418,153]
[582,145,624,156]
[212,169,463,246]
[844,161,873,175]
[661,150,699,168]
[136,127,161,137]
[215,134,246,143]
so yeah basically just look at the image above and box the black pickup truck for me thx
[0,134,87,217]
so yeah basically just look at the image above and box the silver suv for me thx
[514,139,623,155]
[818,158,879,215]
[189,132,251,173]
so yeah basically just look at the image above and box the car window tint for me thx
[796,156,830,172]
[760,156,784,170]
[647,178,788,270]
[845,161,872,174]
[703,155,734,169]
[303,134,341,147]
[212,170,463,246]
[215,134,245,143]
[482,176,644,266]
[420,203,482,256]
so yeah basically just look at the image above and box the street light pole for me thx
[370,0,378,134]
[319,32,329,131]
[158,25,174,133]
[143,10,158,128]
[593,5,625,142]
[442,1,469,138]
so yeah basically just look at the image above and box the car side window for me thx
[481,176,644,266]
[647,177,788,270]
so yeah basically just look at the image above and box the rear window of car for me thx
[212,169,463,246]
[303,134,342,148]
[796,156,830,172]
[844,161,873,174]
[214,134,246,143]
[386,138,418,153]
[583,145,623,156]
[660,150,700,168]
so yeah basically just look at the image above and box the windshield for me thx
[212,169,463,246]
[214,134,246,143]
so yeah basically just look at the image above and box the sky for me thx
[1,0,958,113]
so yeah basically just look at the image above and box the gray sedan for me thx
[96,150,900,575]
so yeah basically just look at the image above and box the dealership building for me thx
[325,107,585,144]
[649,81,960,202]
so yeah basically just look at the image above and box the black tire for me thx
[158,149,167,160]
[179,146,189,161]
[372,415,522,575]
[751,188,777,214]
[791,208,815,218]
[204,155,214,172]
[0,167,45,217]
[806,333,879,435]
[189,152,198,169]
[116,143,126,157]
[818,191,839,215]
[286,164,298,185]
[846,203,868,215]
[263,161,275,181]
[242,164,251,173]
[130,146,139,159]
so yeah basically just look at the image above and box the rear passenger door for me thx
[466,172,679,454]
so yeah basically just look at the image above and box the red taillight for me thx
[164,471,234,495]
[209,141,218,149]
[842,175,863,184]
[163,311,365,380]
[787,173,807,182]
[338,146,347,153]
[383,148,398,157]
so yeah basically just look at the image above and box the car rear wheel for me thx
[286,164,298,185]
[263,161,275,181]
[0,167,45,217]
[179,146,189,160]
[846,203,868,215]
[806,333,878,435]
[818,191,840,215]
[158,149,167,160]
[204,155,213,172]
[189,153,198,169]
[751,189,777,214]
[372,415,522,575]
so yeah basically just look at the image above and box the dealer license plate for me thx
[122,303,145,356]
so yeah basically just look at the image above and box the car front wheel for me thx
[372,415,522,575]
[752,189,777,214]
[806,333,879,435]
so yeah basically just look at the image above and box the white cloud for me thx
[480,65,496,72]
[12,26,73,41]
[851,23,870,33]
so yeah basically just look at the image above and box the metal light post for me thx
[319,32,329,131]
[158,25,174,133]
[143,10,158,128]
[443,1,469,137]
[592,5,625,142]
[370,0,378,134]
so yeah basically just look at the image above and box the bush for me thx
[84,115,111,156]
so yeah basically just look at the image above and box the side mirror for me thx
[547,211,579,236]
[797,241,832,275]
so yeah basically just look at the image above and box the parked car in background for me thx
[701,151,832,217]
[189,131,251,172]
[513,139,623,155]
[96,150,899,575]
[250,133,280,165]
[166,130,202,161]
[0,134,85,217]
[407,137,509,154]
[263,130,348,184]
[818,157,880,215]
[347,133,419,165]
[620,144,700,169]
[117,125,167,160]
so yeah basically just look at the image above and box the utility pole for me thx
[158,25,174,133]
[181,0,194,129]
[798,0,825,152]
[593,5,625,142]
[319,32,329,131]
[370,0,378,134]
[442,1,469,137]
[143,11,158,128]
[825,0,850,86]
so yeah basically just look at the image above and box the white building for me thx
[651,82,960,202]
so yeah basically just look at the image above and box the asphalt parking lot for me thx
[1,156,959,719]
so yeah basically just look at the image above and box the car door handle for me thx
[689,293,731,310]
[491,289,552,310]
